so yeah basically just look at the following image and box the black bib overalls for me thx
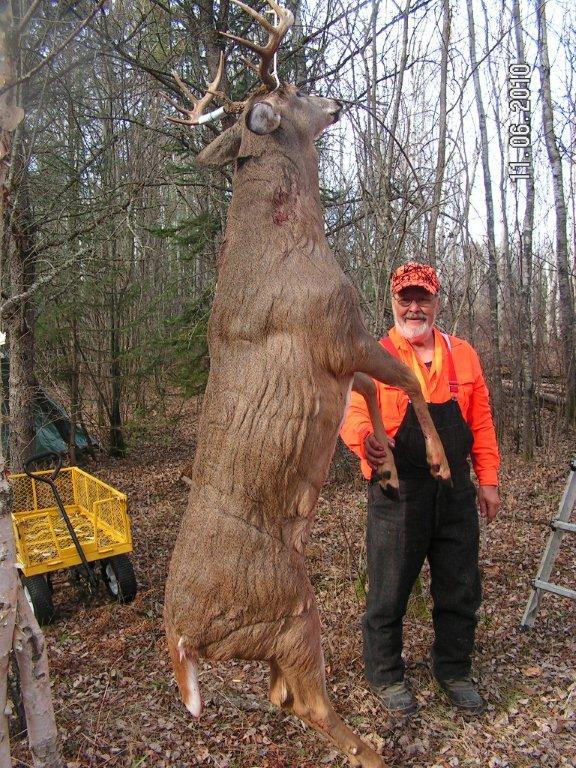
[363,343,482,687]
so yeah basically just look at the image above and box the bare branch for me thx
[0,249,91,320]
[0,0,110,99]
[15,0,44,36]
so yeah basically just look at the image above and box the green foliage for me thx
[145,211,221,397]
[148,211,221,260]
[164,284,214,396]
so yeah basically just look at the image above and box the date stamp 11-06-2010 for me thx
[508,62,532,182]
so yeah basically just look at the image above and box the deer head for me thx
[161,0,342,170]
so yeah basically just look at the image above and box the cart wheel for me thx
[101,555,137,604]
[21,575,55,626]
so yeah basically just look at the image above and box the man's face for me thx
[392,286,439,341]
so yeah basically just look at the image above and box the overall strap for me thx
[380,336,400,358]
[440,332,459,397]
[381,333,459,398]
[379,336,414,401]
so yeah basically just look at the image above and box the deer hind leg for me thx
[352,373,399,500]
[270,610,388,768]
[167,632,203,718]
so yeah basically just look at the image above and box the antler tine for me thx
[231,0,277,32]
[161,52,225,126]
[220,0,294,90]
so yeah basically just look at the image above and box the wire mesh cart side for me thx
[9,461,137,624]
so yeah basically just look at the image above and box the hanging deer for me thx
[162,3,451,766]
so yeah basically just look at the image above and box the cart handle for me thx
[22,451,98,591]
[23,452,63,483]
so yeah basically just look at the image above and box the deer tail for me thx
[167,632,203,717]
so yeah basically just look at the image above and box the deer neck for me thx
[227,148,325,243]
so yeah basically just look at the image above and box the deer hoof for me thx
[350,750,387,768]
[438,471,453,487]
[379,481,400,501]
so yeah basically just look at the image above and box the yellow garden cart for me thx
[9,452,137,624]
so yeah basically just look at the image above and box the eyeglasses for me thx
[393,293,437,308]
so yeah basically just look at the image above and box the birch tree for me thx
[425,0,450,268]
[512,0,536,456]
[535,0,576,424]
[0,5,63,764]
[466,0,503,432]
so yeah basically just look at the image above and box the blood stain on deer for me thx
[272,180,299,226]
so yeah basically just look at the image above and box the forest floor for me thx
[10,400,576,768]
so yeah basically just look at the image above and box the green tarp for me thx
[1,351,93,458]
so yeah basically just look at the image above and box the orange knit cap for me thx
[391,262,440,295]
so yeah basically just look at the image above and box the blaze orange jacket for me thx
[340,327,500,485]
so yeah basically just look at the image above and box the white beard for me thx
[394,317,433,341]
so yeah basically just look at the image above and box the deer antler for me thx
[161,1,293,127]
[160,52,226,126]
[220,0,294,90]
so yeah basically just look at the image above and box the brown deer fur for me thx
[164,85,450,768]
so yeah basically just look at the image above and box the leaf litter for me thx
[10,402,576,767]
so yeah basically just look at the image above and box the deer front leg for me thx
[271,611,388,768]
[352,373,399,500]
[354,336,451,485]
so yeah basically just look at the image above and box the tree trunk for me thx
[66,95,81,465]
[1,9,36,472]
[7,161,38,471]
[512,0,535,457]
[0,479,64,768]
[0,464,19,766]
[426,0,450,269]
[466,0,503,435]
[196,0,235,129]
[0,7,63,764]
[110,291,126,457]
[69,317,79,465]
[290,0,308,85]
[536,0,576,424]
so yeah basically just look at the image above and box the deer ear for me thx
[246,102,281,135]
[196,122,242,166]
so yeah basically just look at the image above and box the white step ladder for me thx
[520,457,576,629]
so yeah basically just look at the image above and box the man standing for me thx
[341,262,500,716]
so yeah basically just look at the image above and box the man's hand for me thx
[478,485,500,523]
[363,433,393,470]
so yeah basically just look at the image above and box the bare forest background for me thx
[1,0,576,470]
[1,2,576,767]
